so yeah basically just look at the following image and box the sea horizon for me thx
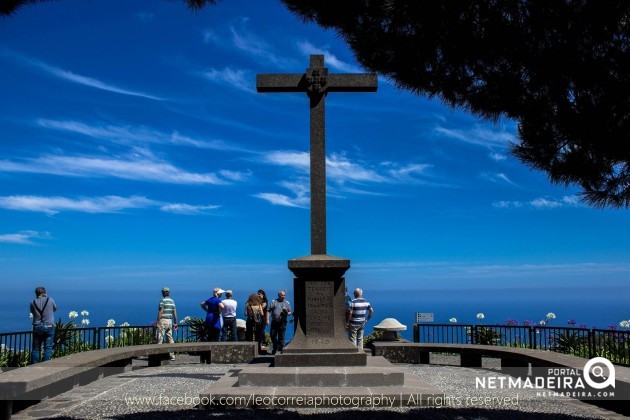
[5,285,629,340]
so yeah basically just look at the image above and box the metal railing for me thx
[414,324,630,366]
[0,324,195,367]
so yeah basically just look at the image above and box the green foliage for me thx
[362,330,401,347]
[0,349,31,368]
[594,333,630,365]
[186,317,211,342]
[52,319,95,358]
[551,330,589,357]
[473,327,502,346]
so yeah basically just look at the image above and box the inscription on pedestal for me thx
[305,281,334,337]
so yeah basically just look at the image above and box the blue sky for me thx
[1,0,629,299]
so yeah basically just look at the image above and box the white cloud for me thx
[160,203,220,215]
[530,197,563,209]
[387,163,433,182]
[0,49,163,101]
[481,172,516,186]
[0,195,157,215]
[0,154,231,185]
[493,195,582,209]
[434,125,515,149]
[0,195,220,216]
[0,230,51,245]
[261,151,310,169]
[254,193,308,208]
[327,153,385,183]
[201,67,254,93]
[254,178,310,208]
[296,41,361,73]
[489,152,507,161]
[203,18,293,68]
[37,119,244,151]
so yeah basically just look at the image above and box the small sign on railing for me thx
[416,312,434,323]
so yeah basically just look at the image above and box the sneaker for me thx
[169,356,176,361]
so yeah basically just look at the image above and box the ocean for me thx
[5,286,629,340]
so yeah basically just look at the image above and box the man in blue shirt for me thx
[346,288,374,348]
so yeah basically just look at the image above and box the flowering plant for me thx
[449,317,457,323]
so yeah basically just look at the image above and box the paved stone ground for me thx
[10,355,627,419]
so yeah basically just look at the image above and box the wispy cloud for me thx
[254,178,310,208]
[201,67,254,93]
[489,152,507,161]
[0,154,240,185]
[160,203,220,215]
[493,195,582,209]
[480,172,517,186]
[296,41,361,73]
[0,48,163,101]
[255,150,439,206]
[203,18,294,68]
[0,230,52,245]
[0,195,220,216]
[434,125,515,149]
[36,119,246,152]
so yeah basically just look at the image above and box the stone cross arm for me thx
[257,73,377,93]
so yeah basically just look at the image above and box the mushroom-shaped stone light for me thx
[373,318,407,341]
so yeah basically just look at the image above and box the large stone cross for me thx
[257,55,377,255]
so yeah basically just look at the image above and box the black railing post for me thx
[413,324,419,343]
[588,329,595,359]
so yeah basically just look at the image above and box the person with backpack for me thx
[30,286,57,363]
[244,293,264,351]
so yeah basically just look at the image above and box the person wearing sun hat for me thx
[157,287,178,360]
[201,287,225,341]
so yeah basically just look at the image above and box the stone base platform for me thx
[199,356,443,409]
[274,351,367,367]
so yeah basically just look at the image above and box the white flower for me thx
[449,317,457,323]
[105,335,114,343]
[69,311,78,319]
[81,318,90,326]
[81,310,89,316]
[120,322,130,327]
[546,312,556,319]
[29,313,33,319]
[620,320,630,328]
[540,320,547,325]
[182,316,191,324]
[476,313,485,319]
[106,319,116,327]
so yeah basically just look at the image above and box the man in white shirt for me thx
[221,290,238,341]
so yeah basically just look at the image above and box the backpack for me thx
[249,305,262,325]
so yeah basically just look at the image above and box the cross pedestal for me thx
[275,255,366,367]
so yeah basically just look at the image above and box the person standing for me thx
[157,287,178,360]
[221,290,238,342]
[201,288,224,342]
[257,289,269,348]
[30,286,57,363]
[244,293,264,350]
[346,288,374,348]
[268,290,292,355]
